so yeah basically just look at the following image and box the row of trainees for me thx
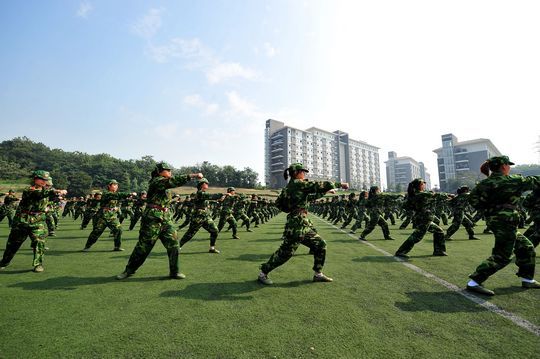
[59,189,275,233]
[0,164,278,276]
[309,182,539,245]
[1,156,540,297]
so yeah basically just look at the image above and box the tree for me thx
[67,171,93,197]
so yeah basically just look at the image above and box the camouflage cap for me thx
[488,155,514,166]
[156,162,173,172]
[8,189,14,193]
[108,179,119,185]
[46,177,54,186]
[33,170,51,180]
[197,178,209,188]
[227,187,236,193]
[141,191,147,194]
[94,191,103,196]
[288,163,309,173]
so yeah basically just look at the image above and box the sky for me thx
[1,0,539,188]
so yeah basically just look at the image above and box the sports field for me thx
[0,214,538,358]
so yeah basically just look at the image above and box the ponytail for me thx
[407,182,416,197]
[480,161,491,177]
[151,169,160,178]
[283,168,289,180]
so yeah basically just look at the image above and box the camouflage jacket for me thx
[193,191,224,212]
[3,194,19,208]
[14,187,58,225]
[284,179,340,214]
[469,173,540,217]
[449,192,470,215]
[220,194,237,214]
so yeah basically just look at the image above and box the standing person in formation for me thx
[117,163,202,280]
[394,179,449,259]
[129,191,147,231]
[217,187,240,239]
[0,171,67,273]
[465,156,540,296]
[522,188,540,247]
[445,186,479,241]
[358,186,394,241]
[82,180,134,252]
[179,178,231,254]
[81,192,101,230]
[258,163,349,285]
[0,189,19,228]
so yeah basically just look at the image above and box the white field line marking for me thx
[314,217,540,337]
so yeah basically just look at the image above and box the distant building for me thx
[265,119,381,189]
[385,151,431,191]
[433,133,501,192]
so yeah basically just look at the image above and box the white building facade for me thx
[265,119,380,189]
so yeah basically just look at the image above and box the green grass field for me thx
[0,214,538,358]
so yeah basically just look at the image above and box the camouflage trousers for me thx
[396,218,446,254]
[218,211,237,235]
[360,211,391,239]
[235,211,251,230]
[129,209,143,230]
[124,216,180,275]
[446,211,475,239]
[81,210,98,229]
[523,221,540,248]
[261,214,326,274]
[350,211,368,232]
[0,207,15,228]
[0,220,47,267]
[180,211,218,247]
[469,215,535,283]
[85,216,122,249]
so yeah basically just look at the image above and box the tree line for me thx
[0,137,259,196]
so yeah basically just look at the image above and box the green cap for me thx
[33,170,51,180]
[108,179,119,185]
[156,162,173,172]
[488,155,515,166]
[288,163,309,173]
[227,187,236,193]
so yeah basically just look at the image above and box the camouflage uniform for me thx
[260,177,340,275]
[179,183,224,250]
[217,189,238,238]
[468,165,540,284]
[0,171,58,270]
[0,191,19,227]
[122,172,193,277]
[129,192,147,230]
[523,188,540,247]
[446,190,477,240]
[359,188,393,240]
[83,181,132,251]
[395,187,448,256]
[81,195,101,229]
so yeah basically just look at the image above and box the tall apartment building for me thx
[433,133,501,192]
[385,151,431,191]
[265,119,380,189]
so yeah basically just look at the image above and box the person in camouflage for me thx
[234,194,253,232]
[179,178,229,254]
[445,186,479,241]
[117,163,201,280]
[128,191,147,231]
[80,192,102,229]
[0,189,19,227]
[217,187,240,239]
[258,163,349,285]
[522,188,540,247]
[465,156,540,296]
[350,191,368,234]
[0,171,67,272]
[358,186,394,241]
[394,179,449,258]
[82,180,134,252]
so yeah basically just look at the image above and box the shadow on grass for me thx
[490,286,527,296]
[7,275,167,290]
[395,291,486,313]
[227,252,311,262]
[160,279,310,301]
[352,256,398,263]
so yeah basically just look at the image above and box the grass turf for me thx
[0,214,538,358]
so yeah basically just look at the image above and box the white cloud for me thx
[264,42,276,57]
[226,91,262,118]
[132,8,163,39]
[206,62,258,84]
[154,122,179,139]
[183,94,219,115]
[76,2,93,18]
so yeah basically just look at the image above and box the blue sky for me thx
[1,1,539,187]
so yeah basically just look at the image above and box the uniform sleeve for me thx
[523,175,540,191]
[295,180,338,195]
